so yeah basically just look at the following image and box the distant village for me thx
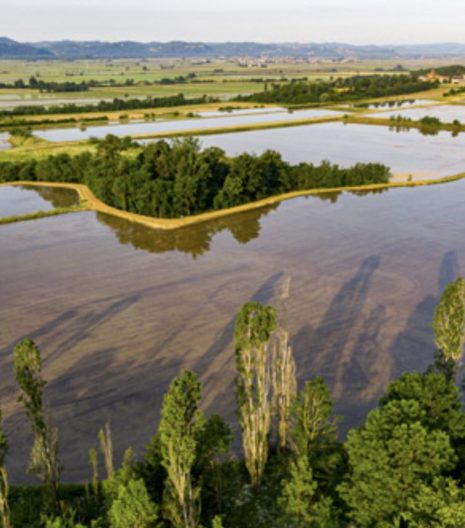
[419,69,465,84]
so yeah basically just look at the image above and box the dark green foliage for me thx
[234,301,277,351]
[380,371,465,441]
[237,73,437,105]
[432,277,465,380]
[0,94,215,117]
[0,412,7,466]
[339,399,457,527]
[108,478,158,528]
[0,136,391,219]
[158,370,205,528]
[7,289,465,527]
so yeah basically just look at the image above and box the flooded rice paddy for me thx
[1,178,465,480]
[371,103,465,122]
[33,108,341,142]
[0,185,78,217]
[0,133,9,151]
[363,98,435,110]
[198,122,465,179]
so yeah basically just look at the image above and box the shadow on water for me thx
[0,293,142,369]
[1,267,287,481]
[295,255,381,378]
[3,345,178,482]
[199,271,285,419]
[389,249,461,378]
[291,256,381,430]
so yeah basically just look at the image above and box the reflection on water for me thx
[361,99,434,110]
[34,108,341,142]
[30,186,79,209]
[96,204,278,258]
[199,122,465,180]
[372,104,465,123]
[0,185,78,217]
[97,189,389,258]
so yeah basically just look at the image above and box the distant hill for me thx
[2,37,465,60]
[0,37,53,59]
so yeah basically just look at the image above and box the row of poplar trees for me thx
[1,277,465,527]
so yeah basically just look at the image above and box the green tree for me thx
[196,415,232,516]
[13,338,61,512]
[433,277,465,379]
[338,399,456,527]
[159,370,205,528]
[234,302,276,487]
[0,411,10,528]
[403,477,465,527]
[278,455,335,528]
[271,328,296,451]
[108,478,159,528]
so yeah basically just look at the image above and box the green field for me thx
[1,57,464,104]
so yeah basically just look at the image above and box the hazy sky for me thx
[2,0,465,44]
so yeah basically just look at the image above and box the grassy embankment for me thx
[0,113,342,162]
[2,170,465,230]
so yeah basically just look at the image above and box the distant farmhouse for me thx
[419,69,465,84]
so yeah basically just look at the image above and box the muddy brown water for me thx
[1,180,464,481]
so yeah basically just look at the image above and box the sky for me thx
[2,0,465,44]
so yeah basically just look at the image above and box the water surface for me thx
[0,133,9,151]
[0,185,78,217]
[1,180,465,481]
[34,108,341,142]
[199,122,465,178]
[362,98,434,110]
[371,104,465,123]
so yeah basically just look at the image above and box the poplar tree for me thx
[14,338,61,511]
[433,277,465,379]
[159,370,205,528]
[234,301,276,487]
[108,478,159,528]
[0,411,10,528]
[271,328,296,450]
[98,423,114,479]
[278,455,334,528]
[291,378,337,457]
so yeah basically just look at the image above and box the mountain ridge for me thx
[3,37,465,60]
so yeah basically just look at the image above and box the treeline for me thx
[2,277,465,527]
[0,94,217,118]
[0,116,109,132]
[0,76,139,92]
[237,73,437,105]
[0,136,390,218]
[0,76,90,93]
[414,64,465,78]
